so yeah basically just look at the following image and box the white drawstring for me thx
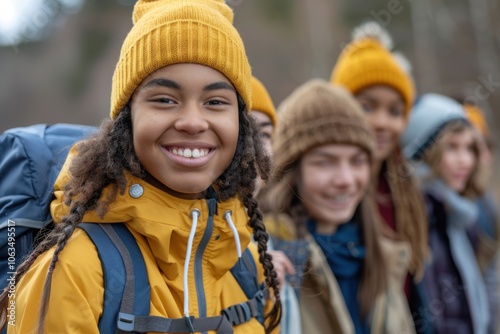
[183,209,200,318]
[224,210,242,260]
[182,209,241,324]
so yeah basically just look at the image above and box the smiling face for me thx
[298,144,371,234]
[130,63,239,199]
[437,127,477,193]
[355,85,406,163]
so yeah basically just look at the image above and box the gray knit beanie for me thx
[401,93,468,160]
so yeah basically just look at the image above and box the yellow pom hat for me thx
[251,76,277,126]
[464,104,489,137]
[330,22,415,116]
[110,0,252,119]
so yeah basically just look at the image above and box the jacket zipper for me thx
[194,198,216,334]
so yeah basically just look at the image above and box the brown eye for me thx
[151,97,175,104]
[390,107,404,117]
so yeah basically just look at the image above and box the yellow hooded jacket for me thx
[9,146,271,333]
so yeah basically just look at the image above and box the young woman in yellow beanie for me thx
[330,21,428,329]
[250,76,277,157]
[0,1,281,333]
[260,79,416,334]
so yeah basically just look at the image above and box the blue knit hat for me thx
[401,93,468,160]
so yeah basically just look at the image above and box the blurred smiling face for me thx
[437,126,477,193]
[355,85,406,163]
[298,143,371,234]
[130,63,239,199]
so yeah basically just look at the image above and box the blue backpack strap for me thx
[229,248,267,325]
[79,223,150,333]
[230,248,258,299]
[67,238,266,334]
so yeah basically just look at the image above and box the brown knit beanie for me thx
[273,79,374,179]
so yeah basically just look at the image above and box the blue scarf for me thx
[421,176,489,333]
[308,219,369,334]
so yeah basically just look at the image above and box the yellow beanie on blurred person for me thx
[464,103,489,138]
[110,0,252,119]
[330,21,415,115]
[251,76,277,126]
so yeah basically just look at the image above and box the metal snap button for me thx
[129,184,144,198]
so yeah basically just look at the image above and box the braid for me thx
[37,196,103,333]
[245,195,282,333]
[215,95,280,332]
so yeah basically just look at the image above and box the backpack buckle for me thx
[222,304,249,325]
[254,290,266,306]
[117,312,136,331]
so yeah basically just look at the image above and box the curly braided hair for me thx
[214,95,281,332]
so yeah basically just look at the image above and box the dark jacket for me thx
[420,193,474,334]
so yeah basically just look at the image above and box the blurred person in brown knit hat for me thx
[463,101,500,334]
[1,0,282,333]
[331,21,429,331]
[260,79,416,334]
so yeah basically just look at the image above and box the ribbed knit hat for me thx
[110,0,251,119]
[330,22,414,115]
[401,93,468,160]
[273,79,374,179]
[251,76,277,126]
[464,104,489,138]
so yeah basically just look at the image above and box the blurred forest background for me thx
[1,0,499,138]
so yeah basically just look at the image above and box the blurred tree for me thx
[0,0,85,47]
[255,0,295,23]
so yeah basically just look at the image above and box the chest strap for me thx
[118,287,268,333]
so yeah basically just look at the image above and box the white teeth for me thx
[171,148,209,158]
[334,195,349,202]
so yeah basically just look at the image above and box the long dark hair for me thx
[0,96,281,333]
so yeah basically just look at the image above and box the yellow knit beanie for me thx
[330,22,414,115]
[464,103,489,138]
[110,0,251,119]
[251,76,277,126]
[273,79,374,180]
